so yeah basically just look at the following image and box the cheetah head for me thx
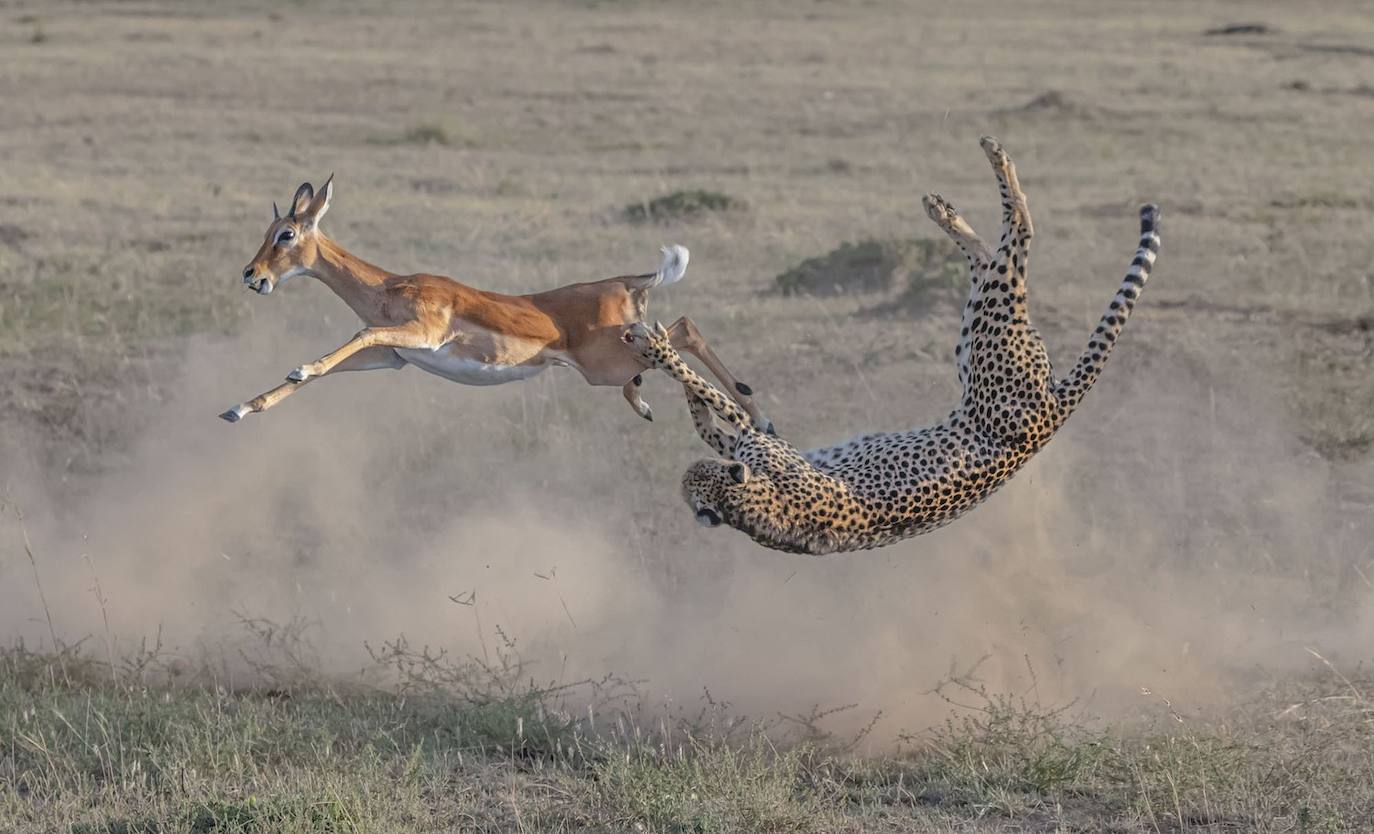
[682,456,846,555]
[682,458,826,550]
[682,459,754,528]
[621,320,672,367]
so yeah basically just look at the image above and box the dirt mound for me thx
[775,238,962,304]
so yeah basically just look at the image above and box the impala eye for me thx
[275,228,296,246]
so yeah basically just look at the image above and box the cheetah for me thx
[622,136,1161,555]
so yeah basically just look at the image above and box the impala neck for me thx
[306,235,393,318]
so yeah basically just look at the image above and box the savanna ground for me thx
[3,0,1374,831]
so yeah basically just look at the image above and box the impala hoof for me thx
[287,366,310,382]
[638,402,654,422]
[219,405,248,423]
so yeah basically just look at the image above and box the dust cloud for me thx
[2,321,1369,744]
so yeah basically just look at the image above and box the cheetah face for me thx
[682,460,751,529]
[621,321,672,366]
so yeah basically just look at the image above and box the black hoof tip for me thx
[735,381,754,396]
[219,409,241,423]
[642,411,654,422]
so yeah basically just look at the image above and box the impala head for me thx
[241,176,333,295]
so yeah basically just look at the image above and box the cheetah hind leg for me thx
[958,138,1055,433]
[982,135,1033,257]
[978,136,1034,329]
[923,192,990,389]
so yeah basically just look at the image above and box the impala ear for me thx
[289,182,314,218]
[298,173,333,230]
[727,462,749,485]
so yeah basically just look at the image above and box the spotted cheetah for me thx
[623,136,1161,555]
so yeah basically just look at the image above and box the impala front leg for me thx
[220,347,406,422]
[287,325,436,382]
[622,374,654,422]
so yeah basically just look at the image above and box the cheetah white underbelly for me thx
[397,348,548,386]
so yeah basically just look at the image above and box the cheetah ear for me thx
[727,462,750,484]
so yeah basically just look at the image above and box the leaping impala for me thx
[222,177,770,429]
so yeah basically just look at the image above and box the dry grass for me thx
[4,640,1374,833]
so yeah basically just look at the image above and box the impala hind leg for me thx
[663,316,775,435]
[220,347,405,423]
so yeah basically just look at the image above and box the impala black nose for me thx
[242,266,255,282]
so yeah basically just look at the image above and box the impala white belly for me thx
[398,348,548,386]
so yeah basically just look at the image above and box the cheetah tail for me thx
[622,244,690,291]
[1051,204,1160,415]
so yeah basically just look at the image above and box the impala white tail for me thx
[654,244,690,287]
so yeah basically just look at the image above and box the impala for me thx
[222,177,770,429]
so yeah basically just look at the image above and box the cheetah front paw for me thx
[922,192,958,225]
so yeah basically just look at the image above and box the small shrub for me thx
[622,189,746,224]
